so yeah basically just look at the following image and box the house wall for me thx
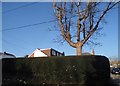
[42,49,64,56]
[29,53,34,58]
[28,48,65,58]
[51,48,64,56]
[34,49,47,57]
[41,49,51,56]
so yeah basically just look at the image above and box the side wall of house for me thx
[41,49,50,57]
[34,49,47,57]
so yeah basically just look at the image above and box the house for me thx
[28,48,65,58]
[82,52,92,55]
[0,52,16,58]
[82,49,95,55]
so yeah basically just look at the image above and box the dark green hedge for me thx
[2,55,110,85]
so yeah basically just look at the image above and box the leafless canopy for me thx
[53,1,119,55]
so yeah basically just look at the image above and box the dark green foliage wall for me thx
[2,55,110,85]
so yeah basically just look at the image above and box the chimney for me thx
[92,49,95,55]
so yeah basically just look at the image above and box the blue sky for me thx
[2,2,118,59]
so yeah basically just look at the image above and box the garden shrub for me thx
[2,55,110,85]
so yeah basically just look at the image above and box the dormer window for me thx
[57,52,60,56]
[52,50,56,56]
[60,54,62,56]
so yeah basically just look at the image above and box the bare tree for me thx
[53,1,119,55]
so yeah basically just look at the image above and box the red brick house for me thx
[28,48,65,58]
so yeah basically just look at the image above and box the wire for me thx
[2,19,57,31]
[3,39,27,55]
[3,2,38,13]
[2,3,119,32]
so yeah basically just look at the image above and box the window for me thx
[57,52,60,56]
[52,50,56,56]
[60,54,63,56]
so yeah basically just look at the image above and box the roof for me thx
[41,48,63,54]
[40,48,51,51]
[28,48,47,57]
[0,52,16,57]
[28,48,65,57]
[82,52,92,55]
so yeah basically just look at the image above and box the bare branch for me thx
[53,2,119,55]
[81,2,119,46]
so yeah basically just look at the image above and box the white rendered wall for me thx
[34,49,47,57]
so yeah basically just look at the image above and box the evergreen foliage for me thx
[2,55,111,85]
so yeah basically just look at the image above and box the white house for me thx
[0,52,16,58]
[28,48,65,58]
[28,48,47,58]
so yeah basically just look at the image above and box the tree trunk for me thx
[76,46,82,55]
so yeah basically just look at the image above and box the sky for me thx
[1,2,119,60]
